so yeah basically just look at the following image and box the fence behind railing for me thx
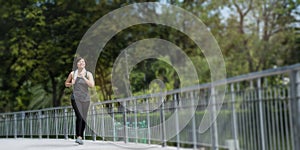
[1,64,300,150]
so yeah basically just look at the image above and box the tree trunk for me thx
[49,71,60,107]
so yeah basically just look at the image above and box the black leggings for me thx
[71,100,90,137]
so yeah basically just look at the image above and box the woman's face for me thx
[77,58,86,69]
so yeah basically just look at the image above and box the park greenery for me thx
[0,0,299,113]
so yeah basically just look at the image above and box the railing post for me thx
[210,87,219,150]
[112,103,116,142]
[160,96,166,147]
[38,111,42,139]
[230,84,239,150]
[55,109,58,139]
[101,105,105,141]
[134,99,138,143]
[5,115,8,138]
[30,113,32,138]
[72,109,76,139]
[174,94,180,149]
[257,78,266,150]
[46,111,49,139]
[290,70,300,150]
[123,101,128,143]
[64,108,68,140]
[146,98,151,144]
[190,92,197,150]
[21,112,25,138]
[14,113,17,138]
[92,105,96,141]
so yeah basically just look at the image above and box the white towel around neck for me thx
[73,68,86,83]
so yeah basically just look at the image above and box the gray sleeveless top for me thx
[73,72,90,102]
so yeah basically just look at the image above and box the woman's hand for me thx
[83,72,95,88]
[65,82,72,87]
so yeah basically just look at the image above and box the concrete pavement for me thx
[0,138,189,150]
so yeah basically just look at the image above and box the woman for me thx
[65,57,95,145]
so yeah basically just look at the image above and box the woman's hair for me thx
[73,56,87,70]
[75,57,84,64]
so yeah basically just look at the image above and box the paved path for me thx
[0,138,190,150]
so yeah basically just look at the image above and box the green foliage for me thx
[0,0,299,112]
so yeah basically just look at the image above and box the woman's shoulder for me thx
[86,71,93,75]
[86,71,94,78]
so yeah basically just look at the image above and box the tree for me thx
[0,0,47,112]
[0,0,299,112]
[221,0,299,76]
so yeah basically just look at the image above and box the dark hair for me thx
[73,57,87,70]
[75,57,85,63]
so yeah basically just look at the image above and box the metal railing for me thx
[1,63,300,150]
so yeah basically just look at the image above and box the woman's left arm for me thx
[83,72,95,88]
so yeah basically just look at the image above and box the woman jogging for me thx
[65,57,95,145]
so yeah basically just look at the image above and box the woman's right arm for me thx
[65,72,73,87]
